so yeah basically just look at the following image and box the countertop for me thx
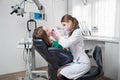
[84,35,120,43]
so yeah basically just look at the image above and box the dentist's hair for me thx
[32,26,51,46]
[61,14,79,36]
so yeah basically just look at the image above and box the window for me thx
[72,0,116,37]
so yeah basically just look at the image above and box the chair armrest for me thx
[48,47,73,67]
[48,47,68,53]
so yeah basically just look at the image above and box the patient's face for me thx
[43,27,51,37]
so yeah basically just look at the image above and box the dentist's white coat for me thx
[59,28,91,79]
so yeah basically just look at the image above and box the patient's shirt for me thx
[51,41,71,53]
[52,40,63,48]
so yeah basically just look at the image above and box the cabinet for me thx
[118,43,120,80]
[84,36,119,80]
[104,42,119,80]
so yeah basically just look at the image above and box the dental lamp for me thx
[10,0,45,17]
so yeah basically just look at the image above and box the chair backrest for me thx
[33,39,51,62]
[93,46,104,75]
[33,39,73,68]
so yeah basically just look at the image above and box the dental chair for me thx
[33,39,104,80]
[33,39,73,80]
[78,46,104,80]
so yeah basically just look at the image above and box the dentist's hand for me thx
[51,28,61,41]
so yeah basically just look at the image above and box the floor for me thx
[0,66,112,80]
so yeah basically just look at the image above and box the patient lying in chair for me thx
[32,26,70,52]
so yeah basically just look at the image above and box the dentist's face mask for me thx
[65,26,70,32]
[62,22,71,32]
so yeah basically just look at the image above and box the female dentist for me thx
[51,14,91,80]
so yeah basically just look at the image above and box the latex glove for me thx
[51,28,61,41]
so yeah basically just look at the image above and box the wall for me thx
[0,0,25,75]
[68,0,72,15]
[52,0,67,27]
[115,0,120,38]
[0,0,67,75]
[116,0,120,79]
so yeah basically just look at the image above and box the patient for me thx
[32,26,63,48]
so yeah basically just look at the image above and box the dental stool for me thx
[33,39,73,80]
[77,46,104,80]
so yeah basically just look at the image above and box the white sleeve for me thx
[59,29,82,48]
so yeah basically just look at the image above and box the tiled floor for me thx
[0,66,112,80]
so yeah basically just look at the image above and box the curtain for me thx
[72,0,116,37]
[91,0,116,37]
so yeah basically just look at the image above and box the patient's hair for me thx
[32,26,51,46]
